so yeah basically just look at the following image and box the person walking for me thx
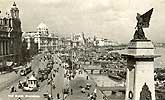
[70,89,73,95]
[57,93,60,99]
[86,75,89,80]
[17,97,21,100]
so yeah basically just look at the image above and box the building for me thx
[71,33,86,48]
[93,37,118,47]
[22,35,38,57]
[23,23,59,53]
[0,2,22,71]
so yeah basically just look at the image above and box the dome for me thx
[37,22,48,30]
[37,22,49,35]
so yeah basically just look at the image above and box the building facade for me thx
[71,33,86,48]
[93,37,118,47]
[0,2,22,70]
[23,23,59,53]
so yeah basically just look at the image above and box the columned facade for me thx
[23,23,59,54]
[0,2,22,71]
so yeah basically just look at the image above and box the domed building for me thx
[37,22,49,36]
[35,22,50,52]
[23,22,59,53]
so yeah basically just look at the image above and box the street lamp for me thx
[47,68,54,100]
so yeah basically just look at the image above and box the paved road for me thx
[66,69,105,100]
[0,53,66,100]
[0,53,125,100]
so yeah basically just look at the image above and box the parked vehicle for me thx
[107,70,122,81]
[20,66,32,76]
[36,68,49,82]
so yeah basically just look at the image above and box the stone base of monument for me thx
[128,39,154,55]
[123,39,160,100]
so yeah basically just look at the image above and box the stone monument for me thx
[123,8,160,100]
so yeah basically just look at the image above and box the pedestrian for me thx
[18,81,22,89]
[94,88,97,94]
[69,76,71,80]
[10,86,16,93]
[72,74,75,79]
[86,75,89,80]
[70,89,73,95]
[57,93,60,99]
[15,70,18,74]
[87,93,90,97]
[17,97,21,100]
[32,71,35,76]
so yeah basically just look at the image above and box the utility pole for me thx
[48,63,54,100]
[50,71,53,100]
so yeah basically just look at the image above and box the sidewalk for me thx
[0,71,20,91]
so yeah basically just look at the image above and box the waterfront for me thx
[155,47,165,68]
[86,47,165,100]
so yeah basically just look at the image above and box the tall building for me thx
[23,22,59,53]
[71,33,86,48]
[93,37,118,47]
[0,2,22,70]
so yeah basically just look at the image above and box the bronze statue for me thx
[133,8,153,40]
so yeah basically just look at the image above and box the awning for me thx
[6,61,14,66]
[28,75,37,81]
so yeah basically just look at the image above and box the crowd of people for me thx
[9,52,101,100]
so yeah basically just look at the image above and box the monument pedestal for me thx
[123,39,160,100]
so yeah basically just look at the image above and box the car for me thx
[20,66,32,76]
[43,93,49,98]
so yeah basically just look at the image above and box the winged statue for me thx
[133,8,153,40]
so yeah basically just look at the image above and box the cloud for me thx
[38,0,64,4]
[1,0,165,43]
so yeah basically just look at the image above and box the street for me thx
[0,52,106,100]
[66,69,104,100]
[0,53,65,100]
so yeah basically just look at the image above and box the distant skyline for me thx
[0,0,165,43]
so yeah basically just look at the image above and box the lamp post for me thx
[50,71,53,100]
[48,64,54,100]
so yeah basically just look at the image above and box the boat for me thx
[107,70,122,81]
[117,71,126,79]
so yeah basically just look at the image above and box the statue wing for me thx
[141,8,153,28]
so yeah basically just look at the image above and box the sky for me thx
[0,0,165,43]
